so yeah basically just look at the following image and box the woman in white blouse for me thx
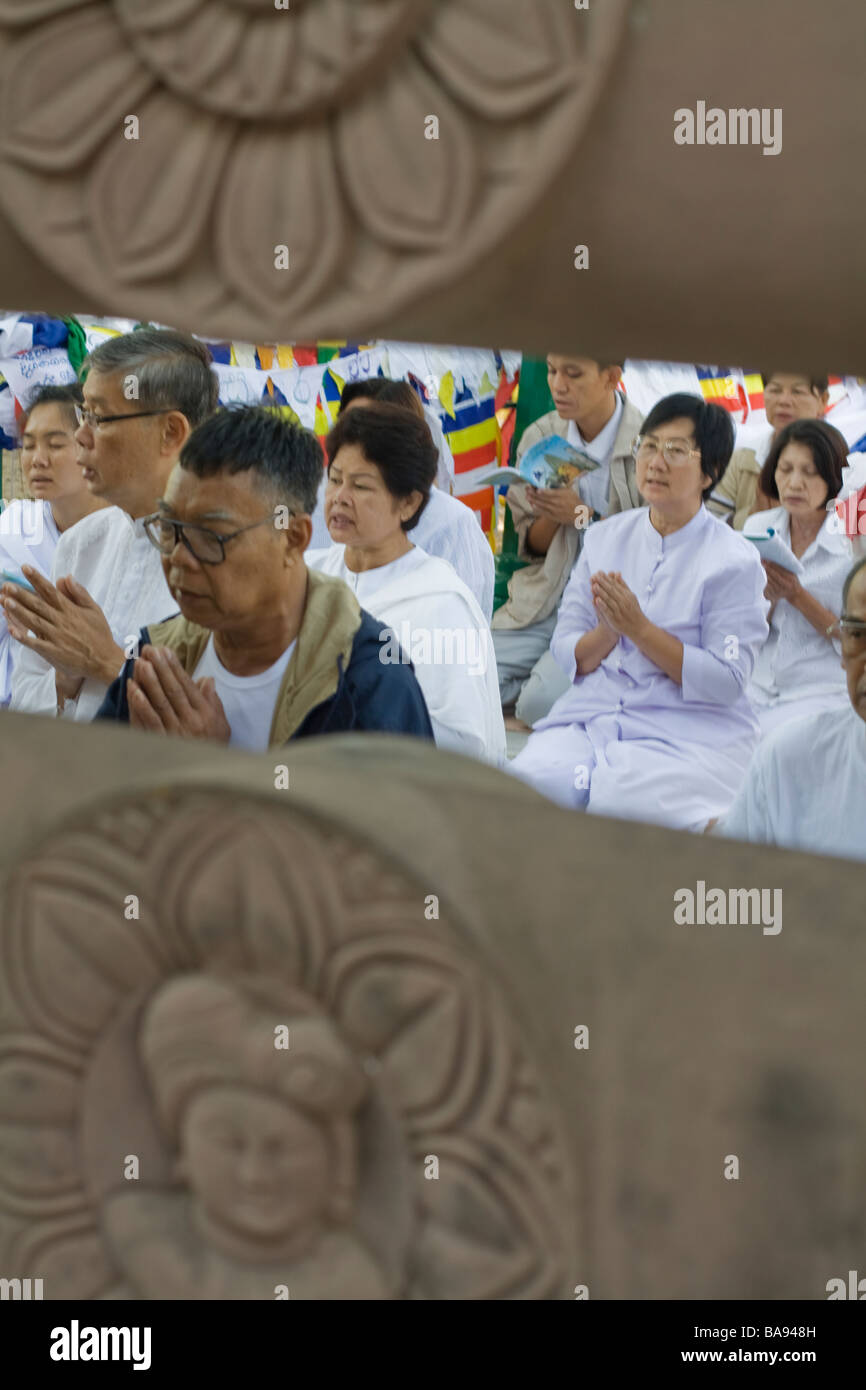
[510,394,770,830]
[743,418,851,736]
[0,384,104,705]
[307,404,505,764]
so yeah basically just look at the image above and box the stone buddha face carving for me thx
[101,972,387,1296]
[177,1087,333,1258]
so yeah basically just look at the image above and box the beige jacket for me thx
[492,397,645,631]
[146,569,364,746]
[706,447,762,531]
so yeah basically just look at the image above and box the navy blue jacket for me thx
[95,606,434,743]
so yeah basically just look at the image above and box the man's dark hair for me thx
[325,404,437,531]
[640,393,735,492]
[760,370,829,397]
[546,356,625,371]
[339,376,426,420]
[22,382,83,431]
[83,328,219,428]
[759,418,847,505]
[179,405,323,515]
[841,555,866,614]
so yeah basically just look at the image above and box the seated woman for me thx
[0,384,104,705]
[307,404,506,765]
[308,377,495,620]
[706,371,829,529]
[743,418,851,736]
[510,394,770,831]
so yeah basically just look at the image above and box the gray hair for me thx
[841,555,866,614]
[83,328,219,429]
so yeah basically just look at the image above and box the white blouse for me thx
[539,504,770,751]
[743,507,851,707]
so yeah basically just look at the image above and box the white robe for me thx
[308,484,495,620]
[306,544,505,765]
[511,505,770,829]
[717,705,866,862]
[10,506,175,722]
[0,499,59,706]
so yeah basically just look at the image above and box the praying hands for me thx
[591,570,647,641]
[0,566,125,696]
[128,646,231,743]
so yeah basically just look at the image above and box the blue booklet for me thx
[517,435,600,489]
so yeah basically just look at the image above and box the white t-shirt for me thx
[193,635,295,752]
[717,704,866,862]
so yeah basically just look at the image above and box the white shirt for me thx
[566,392,624,518]
[306,543,505,764]
[718,705,866,862]
[10,506,176,722]
[538,505,770,750]
[0,499,59,706]
[309,484,495,620]
[743,507,851,707]
[194,635,295,752]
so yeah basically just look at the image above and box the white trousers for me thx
[509,713,753,832]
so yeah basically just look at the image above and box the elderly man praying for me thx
[95,405,433,747]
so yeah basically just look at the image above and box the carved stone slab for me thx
[1,714,865,1299]
[0,0,629,342]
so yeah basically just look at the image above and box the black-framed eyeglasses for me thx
[74,405,179,431]
[826,617,866,657]
[142,512,279,565]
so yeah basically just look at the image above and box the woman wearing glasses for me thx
[742,419,851,737]
[510,394,770,832]
[0,384,104,705]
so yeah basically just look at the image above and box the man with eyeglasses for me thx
[717,557,866,860]
[94,405,434,748]
[2,328,218,721]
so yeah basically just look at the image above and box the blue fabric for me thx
[94,608,434,742]
[202,342,232,365]
[20,315,68,349]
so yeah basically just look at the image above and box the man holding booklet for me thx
[491,354,643,726]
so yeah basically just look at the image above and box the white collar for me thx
[566,393,624,464]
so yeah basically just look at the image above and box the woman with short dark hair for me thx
[308,405,505,763]
[511,395,770,829]
[743,417,851,735]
